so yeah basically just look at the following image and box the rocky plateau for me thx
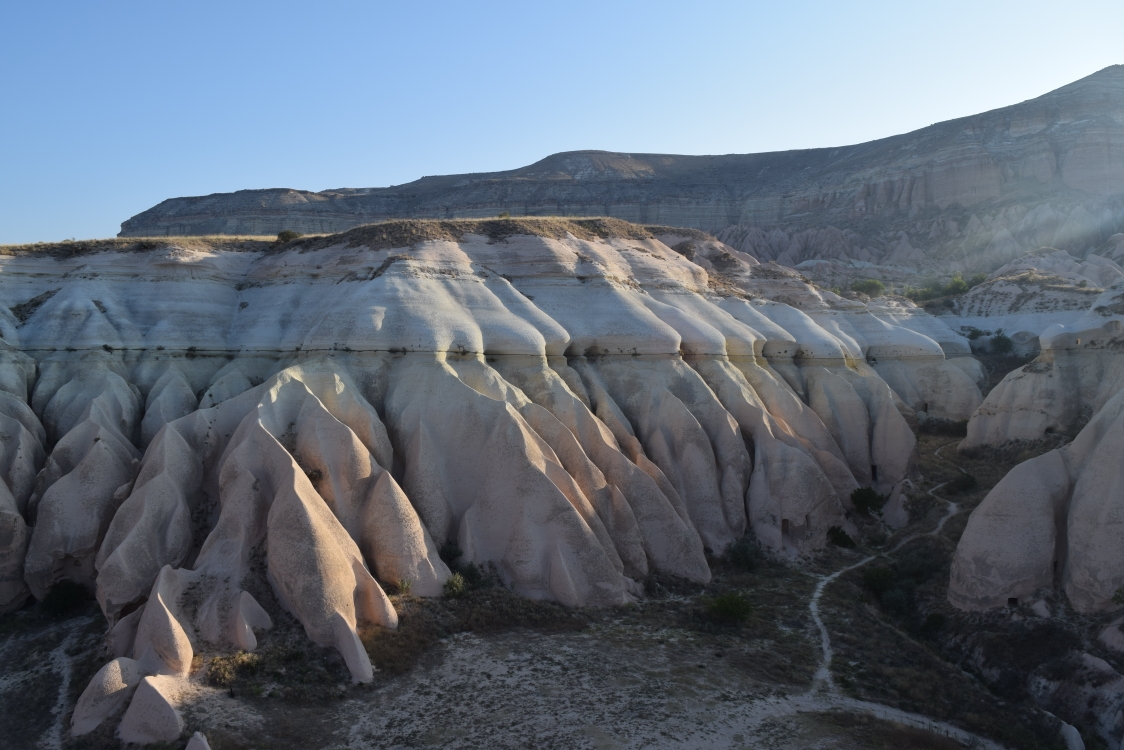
[119,67,1124,287]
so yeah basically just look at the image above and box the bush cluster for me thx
[961,325,1014,353]
[851,486,887,516]
[276,230,303,244]
[861,544,946,634]
[850,278,886,297]
[438,541,498,597]
[991,330,1013,354]
[903,272,987,302]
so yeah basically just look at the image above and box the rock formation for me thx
[0,218,982,741]
[119,67,1124,280]
[951,267,1124,614]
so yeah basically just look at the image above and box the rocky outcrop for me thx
[119,68,1124,279]
[951,276,1124,614]
[0,219,983,741]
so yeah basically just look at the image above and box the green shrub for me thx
[963,326,987,340]
[460,562,484,588]
[827,526,856,548]
[497,211,511,218]
[723,536,758,571]
[945,473,978,494]
[944,273,970,295]
[443,572,467,598]
[396,578,412,595]
[991,330,1013,354]
[276,230,303,243]
[903,272,986,303]
[861,545,947,624]
[707,592,752,624]
[851,486,887,515]
[436,540,500,593]
[850,279,886,297]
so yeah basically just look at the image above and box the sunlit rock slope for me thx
[0,218,982,741]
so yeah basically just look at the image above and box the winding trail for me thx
[798,440,1006,748]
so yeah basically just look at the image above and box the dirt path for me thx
[801,440,1007,749]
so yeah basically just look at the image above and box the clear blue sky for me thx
[2,1,1122,243]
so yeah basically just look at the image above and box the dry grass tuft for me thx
[0,236,276,258]
[294,216,655,252]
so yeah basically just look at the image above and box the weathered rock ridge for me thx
[0,218,984,741]
[951,265,1124,617]
[121,68,1124,277]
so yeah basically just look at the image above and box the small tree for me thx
[276,230,303,243]
[851,486,887,515]
[991,329,1013,354]
[443,572,466,598]
[944,273,969,295]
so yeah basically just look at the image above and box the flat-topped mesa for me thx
[1,219,984,741]
[117,68,1124,277]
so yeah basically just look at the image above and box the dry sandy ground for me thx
[0,610,972,750]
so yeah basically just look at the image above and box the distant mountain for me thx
[121,66,1124,274]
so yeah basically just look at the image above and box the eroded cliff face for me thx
[951,270,1124,616]
[120,67,1124,278]
[0,218,982,740]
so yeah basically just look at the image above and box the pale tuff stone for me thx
[0,221,990,739]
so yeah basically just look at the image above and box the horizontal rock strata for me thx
[119,68,1124,279]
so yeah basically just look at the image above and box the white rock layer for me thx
[0,223,982,741]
